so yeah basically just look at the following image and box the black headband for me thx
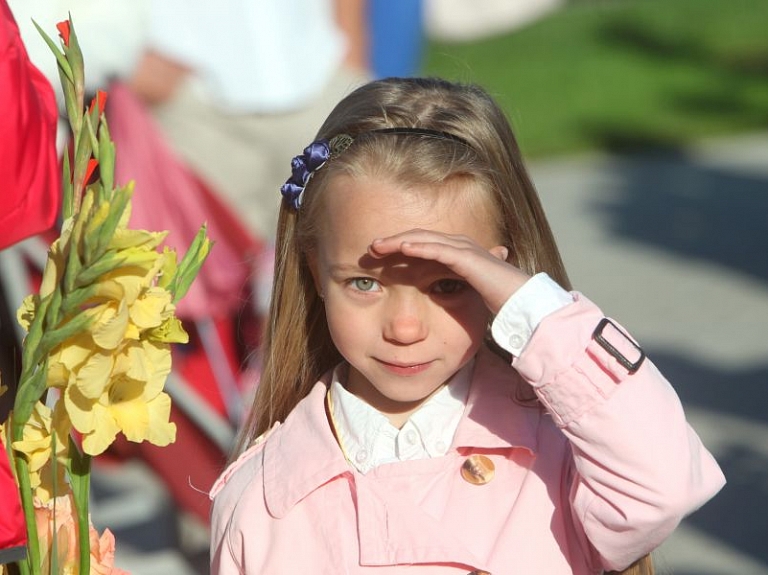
[281,127,473,210]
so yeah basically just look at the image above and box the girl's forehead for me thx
[316,174,500,250]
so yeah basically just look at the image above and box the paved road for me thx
[92,132,768,574]
[534,132,768,575]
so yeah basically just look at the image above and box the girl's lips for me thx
[376,359,433,376]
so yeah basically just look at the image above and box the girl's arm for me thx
[507,292,725,570]
[369,229,725,570]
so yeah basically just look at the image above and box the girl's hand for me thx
[368,229,530,315]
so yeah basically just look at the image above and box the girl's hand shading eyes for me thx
[367,229,531,315]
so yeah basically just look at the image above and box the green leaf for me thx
[32,19,73,83]
[12,368,47,427]
[92,183,134,260]
[38,310,95,352]
[61,144,74,220]
[98,118,116,195]
[171,225,212,302]
[84,112,99,162]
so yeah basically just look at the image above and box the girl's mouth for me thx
[376,359,433,376]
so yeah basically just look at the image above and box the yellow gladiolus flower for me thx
[11,400,70,502]
[65,339,176,456]
[46,334,92,388]
[12,401,55,475]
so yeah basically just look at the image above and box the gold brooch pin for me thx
[460,455,495,485]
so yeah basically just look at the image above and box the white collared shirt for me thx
[330,361,472,475]
[331,272,573,474]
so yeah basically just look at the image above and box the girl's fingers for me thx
[368,229,471,257]
[368,230,529,313]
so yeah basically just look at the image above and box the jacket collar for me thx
[263,346,540,518]
[453,346,540,454]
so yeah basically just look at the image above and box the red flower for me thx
[56,21,71,47]
[84,159,99,188]
[88,90,108,116]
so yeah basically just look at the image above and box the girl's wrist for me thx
[490,273,574,356]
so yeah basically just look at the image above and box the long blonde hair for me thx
[236,77,652,574]
[236,77,569,448]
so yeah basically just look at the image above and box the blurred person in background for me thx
[128,0,370,244]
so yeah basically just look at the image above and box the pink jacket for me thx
[210,295,724,574]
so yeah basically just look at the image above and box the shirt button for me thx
[434,440,447,453]
[405,429,418,445]
[508,334,524,349]
[355,449,368,463]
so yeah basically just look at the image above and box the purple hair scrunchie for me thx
[280,139,331,210]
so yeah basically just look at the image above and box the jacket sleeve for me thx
[512,293,725,572]
[0,0,59,250]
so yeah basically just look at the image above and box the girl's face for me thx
[309,174,501,426]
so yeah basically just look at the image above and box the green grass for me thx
[422,0,768,158]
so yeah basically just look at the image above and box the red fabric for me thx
[0,448,26,562]
[0,0,59,251]
[0,0,60,559]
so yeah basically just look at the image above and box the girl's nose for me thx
[382,293,428,345]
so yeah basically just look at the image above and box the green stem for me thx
[9,415,41,575]
[68,442,91,574]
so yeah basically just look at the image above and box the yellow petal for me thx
[54,335,93,372]
[108,378,149,442]
[129,287,172,330]
[123,342,151,382]
[92,279,125,301]
[46,361,69,389]
[109,228,168,251]
[12,402,53,471]
[64,384,98,434]
[39,244,63,299]
[81,409,120,456]
[147,317,189,344]
[74,352,114,399]
[125,323,141,340]
[109,272,145,305]
[51,401,71,459]
[16,294,37,331]
[146,392,176,446]
[142,341,172,397]
[12,437,50,472]
[90,301,128,350]
[157,247,178,289]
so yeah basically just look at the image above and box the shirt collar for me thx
[330,360,473,473]
[263,346,540,518]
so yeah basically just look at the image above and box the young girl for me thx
[209,77,724,575]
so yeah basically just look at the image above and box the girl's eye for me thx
[432,279,465,295]
[351,278,381,292]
